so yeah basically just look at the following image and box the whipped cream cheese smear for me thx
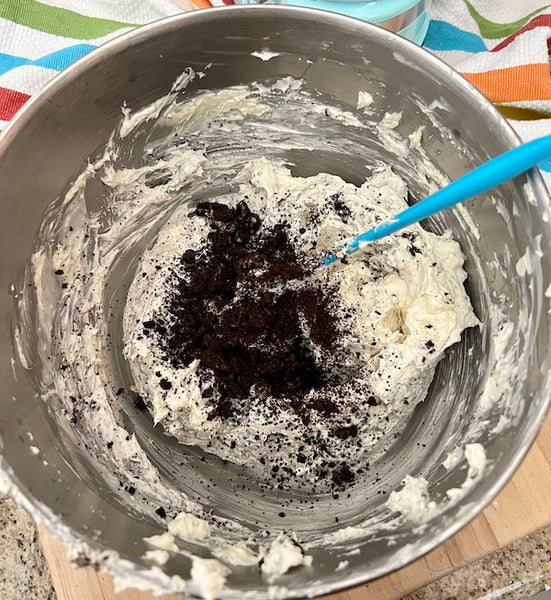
[21,69,481,598]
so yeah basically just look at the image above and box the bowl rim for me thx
[1,5,550,599]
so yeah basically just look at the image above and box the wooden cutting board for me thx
[39,410,551,600]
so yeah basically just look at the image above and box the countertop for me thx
[0,494,55,600]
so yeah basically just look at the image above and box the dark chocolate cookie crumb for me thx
[159,378,172,390]
[153,201,339,412]
[331,193,352,221]
[331,463,355,487]
[74,554,91,568]
[134,394,147,410]
[333,424,358,439]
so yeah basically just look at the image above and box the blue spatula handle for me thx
[324,134,551,265]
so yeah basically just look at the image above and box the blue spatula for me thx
[323,134,551,265]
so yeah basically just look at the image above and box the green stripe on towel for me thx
[0,0,137,40]
[464,0,551,39]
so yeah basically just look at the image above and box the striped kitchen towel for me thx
[425,0,551,180]
[0,0,184,127]
[1,0,551,184]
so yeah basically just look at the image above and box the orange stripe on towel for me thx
[461,63,551,104]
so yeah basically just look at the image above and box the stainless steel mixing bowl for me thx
[0,7,550,599]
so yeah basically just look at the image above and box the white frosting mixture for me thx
[387,443,486,523]
[123,158,477,486]
[20,72,484,597]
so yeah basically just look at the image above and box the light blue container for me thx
[235,0,431,45]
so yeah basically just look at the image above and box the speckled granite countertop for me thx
[404,525,551,600]
[1,492,549,600]
[0,495,56,600]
